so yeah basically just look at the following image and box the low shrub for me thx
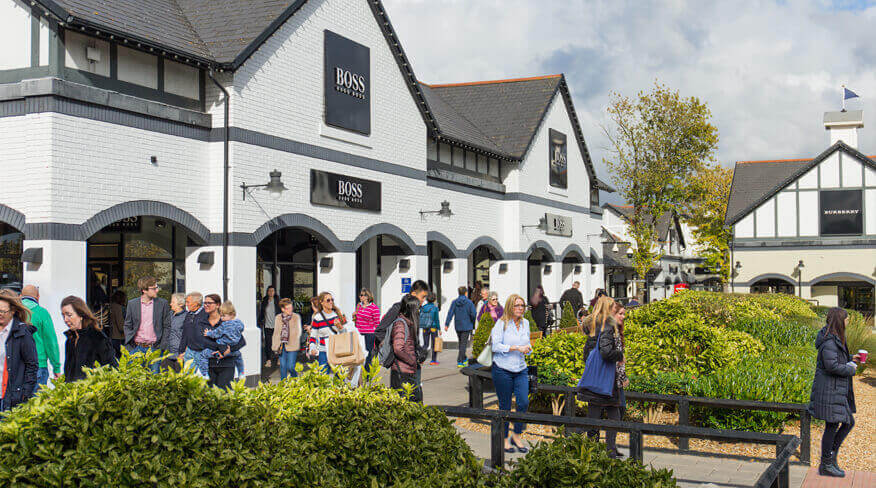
[625,317,763,378]
[559,301,578,330]
[688,349,814,432]
[498,432,677,488]
[0,352,487,487]
[528,332,586,386]
[472,311,495,360]
[846,310,875,373]
[729,317,818,347]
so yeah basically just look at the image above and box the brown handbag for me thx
[328,331,365,367]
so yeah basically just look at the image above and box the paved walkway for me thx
[801,467,875,488]
[263,357,812,487]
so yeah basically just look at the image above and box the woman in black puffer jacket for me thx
[807,307,862,478]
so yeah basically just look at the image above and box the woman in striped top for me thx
[354,288,380,369]
[308,291,344,374]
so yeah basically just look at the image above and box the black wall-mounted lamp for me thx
[521,216,547,231]
[241,169,288,200]
[419,200,453,218]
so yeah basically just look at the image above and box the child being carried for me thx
[203,301,244,368]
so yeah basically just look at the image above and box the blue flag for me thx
[844,87,859,100]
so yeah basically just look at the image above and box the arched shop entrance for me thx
[0,222,23,292]
[810,273,875,315]
[469,246,497,289]
[86,216,200,309]
[750,277,795,295]
[256,228,323,321]
[527,247,553,299]
[427,238,456,309]
[355,231,416,309]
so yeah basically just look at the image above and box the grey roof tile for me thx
[725,160,808,224]
[419,84,503,154]
[605,204,675,242]
[422,76,562,159]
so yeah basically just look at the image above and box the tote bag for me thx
[476,339,493,367]
[434,336,444,352]
[577,332,616,397]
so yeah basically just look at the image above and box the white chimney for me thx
[823,110,863,148]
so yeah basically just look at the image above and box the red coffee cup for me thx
[858,350,868,364]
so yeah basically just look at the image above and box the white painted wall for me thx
[754,198,775,238]
[776,191,797,237]
[820,152,840,188]
[164,60,199,99]
[65,30,111,77]
[0,0,32,70]
[118,45,158,89]
[867,189,876,235]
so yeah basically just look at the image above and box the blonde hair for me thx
[500,294,526,330]
[590,296,615,336]
[219,301,236,317]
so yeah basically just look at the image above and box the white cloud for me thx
[383,0,876,194]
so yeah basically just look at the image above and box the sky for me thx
[382,0,876,202]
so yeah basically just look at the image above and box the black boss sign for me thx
[311,169,381,212]
[324,30,371,135]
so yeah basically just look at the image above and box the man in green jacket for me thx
[21,285,61,390]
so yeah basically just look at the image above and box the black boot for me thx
[818,453,845,477]
[829,450,846,477]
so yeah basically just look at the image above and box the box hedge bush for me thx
[498,432,677,488]
[0,352,487,487]
[471,311,495,360]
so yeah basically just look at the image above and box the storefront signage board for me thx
[545,212,573,237]
[105,216,141,233]
[401,277,411,293]
[819,189,863,236]
[324,30,370,135]
[549,129,568,189]
[310,169,381,212]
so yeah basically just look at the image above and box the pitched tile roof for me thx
[724,141,876,225]
[43,0,304,65]
[420,75,562,159]
[604,204,676,242]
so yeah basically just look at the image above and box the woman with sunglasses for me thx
[307,292,345,374]
[491,293,532,453]
[354,288,380,369]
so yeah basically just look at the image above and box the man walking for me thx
[123,277,171,373]
[559,281,585,314]
[444,286,476,368]
[20,285,61,390]
[374,279,430,347]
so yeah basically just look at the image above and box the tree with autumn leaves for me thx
[684,164,734,285]
[603,83,728,295]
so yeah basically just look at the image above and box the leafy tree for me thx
[684,164,734,285]
[603,83,719,296]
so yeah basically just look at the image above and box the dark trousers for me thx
[457,330,471,364]
[262,327,274,365]
[586,404,622,452]
[422,329,438,362]
[208,363,235,390]
[822,419,854,457]
[390,368,423,403]
[111,338,123,359]
[362,333,376,370]
[492,365,529,437]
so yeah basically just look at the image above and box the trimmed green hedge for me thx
[0,352,485,487]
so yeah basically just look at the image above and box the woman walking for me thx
[491,293,532,454]
[308,292,345,374]
[60,296,115,382]
[258,286,280,368]
[477,291,504,322]
[272,298,302,380]
[808,307,862,478]
[0,290,37,411]
[579,296,627,458]
[354,288,380,369]
[529,285,549,335]
[419,293,440,365]
[389,294,425,402]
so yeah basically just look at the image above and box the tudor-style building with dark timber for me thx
[725,110,875,315]
[0,0,612,383]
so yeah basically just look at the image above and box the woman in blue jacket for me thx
[0,290,38,412]
[419,293,441,365]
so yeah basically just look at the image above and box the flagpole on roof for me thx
[842,84,845,111]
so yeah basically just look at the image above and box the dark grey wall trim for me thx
[352,223,420,255]
[465,236,507,261]
[248,213,344,252]
[559,243,587,262]
[525,240,558,262]
[426,231,463,259]
[809,272,875,286]
[80,200,211,243]
[31,12,40,68]
[741,273,797,287]
[22,222,80,241]
[217,127,426,181]
[0,204,27,230]
[63,68,200,112]
[427,178,591,214]
[0,67,51,84]
[735,239,876,249]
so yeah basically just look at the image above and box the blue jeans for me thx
[279,349,298,379]
[234,355,244,378]
[317,351,332,375]
[184,348,209,377]
[34,367,50,393]
[492,364,529,437]
[129,345,161,373]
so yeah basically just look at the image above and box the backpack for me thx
[378,318,407,368]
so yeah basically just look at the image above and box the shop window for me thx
[0,223,23,292]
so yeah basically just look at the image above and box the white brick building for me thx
[0,0,609,383]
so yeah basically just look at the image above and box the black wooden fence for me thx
[462,367,811,464]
